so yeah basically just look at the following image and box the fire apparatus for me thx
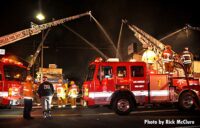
[82,57,200,115]
[82,21,200,115]
[0,11,92,107]
[0,56,27,107]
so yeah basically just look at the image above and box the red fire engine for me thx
[82,58,200,115]
[0,57,27,107]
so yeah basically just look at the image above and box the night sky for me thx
[1,0,200,82]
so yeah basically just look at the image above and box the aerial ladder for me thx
[0,11,113,69]
[119,20,200,74]
[122,20,166,55]
[125,22,200,55]
[0,11,92,69]
[159,24,200,41]
[0,11,91,47]
[117,20,167,73]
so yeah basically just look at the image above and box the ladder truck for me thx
[0,11,91,107]
[123,20,200,111]
[82,20,200,115]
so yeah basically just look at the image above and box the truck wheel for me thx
[113,95,133,115]
[178,92,195,111]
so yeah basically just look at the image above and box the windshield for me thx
[4,65,27,81]
[86,65,95,81]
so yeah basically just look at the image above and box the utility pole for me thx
[40,31,44,83]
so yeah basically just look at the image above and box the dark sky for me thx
[1,0,200,82]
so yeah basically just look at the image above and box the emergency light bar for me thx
[1,57,23,66]
[106,58,119,62]
[129,59,136,62]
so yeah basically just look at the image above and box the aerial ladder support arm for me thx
[123,19,166,55]
[28,28,51,69]
[0,11,91,47]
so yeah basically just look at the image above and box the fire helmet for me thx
[70,81,75,85]
[26,75,32,81]
[58,79,62,83]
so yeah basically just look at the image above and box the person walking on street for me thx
[23,75,34,120]
[68,81,79,108]
[37,76,54,119]
[181,47,193,75]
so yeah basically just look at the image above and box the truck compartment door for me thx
[149,74,169,102]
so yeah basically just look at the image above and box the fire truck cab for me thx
[0,57,27,107]
[82,58,200,115]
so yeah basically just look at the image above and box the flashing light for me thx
[129,59,136,62]
[8,88,12,96]
[94,57,103,62]
[106,58,119,62]
[84,88,89,97]
[1,57,23,66]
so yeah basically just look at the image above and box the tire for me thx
[178,92,195,111]
[112,95,134,115]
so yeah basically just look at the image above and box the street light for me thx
[36,13,45,21]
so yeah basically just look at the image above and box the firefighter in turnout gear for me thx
[64,80,69,105]
[181,47,193,74]
[142,46,157,71]
[56,79,67,108]
[162,45,174,74]
[23,75,34,120]
[68,81,79,108]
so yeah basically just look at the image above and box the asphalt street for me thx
[0,106,200,128]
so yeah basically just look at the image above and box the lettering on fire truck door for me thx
[116,66,129,89]
[131,65,148,104]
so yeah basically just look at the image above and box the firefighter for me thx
[142,46,157,70]
[162,45,174,74]
[64,79,69,105]
[68,81,79,108]
[56,79,67,108]
[180,47,193,74]
[33,81,40,106]
[23,75,34,120]
[37,76,54,119]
